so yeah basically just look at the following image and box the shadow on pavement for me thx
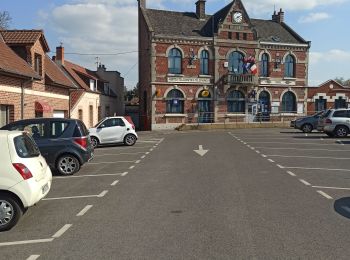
[334,197,350,219]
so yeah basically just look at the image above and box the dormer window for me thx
[34,53,42,76]
[90,79,96,91]
[104,83,110,95]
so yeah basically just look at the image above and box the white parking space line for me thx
[149,148,154,151]
[250,147,255,150]
[247,142,343,146]
[268,159,275,163]
[135,160,141,164]
[137,140,161,143]
[299,179,311,186]
[88,161,135,165]
[317,191,333,200]
[262,154,267,158]
[26,255,40,260]
[94,152,145,157]
[255,147,350,152]
[283,166,350,172]
[312,186,350,191]
[111,180,119,186]
[141,155,146,159]
[256,151,260,154]
[266,155,350,160]
[0,238,54,247]
[129,165,135,169]
[43,193,104,201]
[76,205,93,217]
[121,172,128,176]
[52,224,72,238]
[54,173,125,179]
[100,146,154,150]
[287,171,296,177]
[277,164,284,169]
[98,190,108,197]
[145,152,150,155]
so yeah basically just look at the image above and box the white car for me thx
[0,130,52,231]
[89,117,138,148]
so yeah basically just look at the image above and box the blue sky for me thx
[2,0,350,88]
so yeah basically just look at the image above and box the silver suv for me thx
[318,109,350,137]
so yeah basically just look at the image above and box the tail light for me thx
[13,163,33,180]
[325,119,332,124]
[74,137,88,149]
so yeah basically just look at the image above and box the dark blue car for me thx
[290,111,324,133]
[1,118,93,175]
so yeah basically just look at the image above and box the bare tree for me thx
[335,77,350,86]
[0,11,12,30]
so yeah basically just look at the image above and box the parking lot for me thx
[0,131,166,259]
[229,128,350,205]
[2,128,350,259]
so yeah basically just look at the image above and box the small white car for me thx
[0,130,52,231]
[89,117,138,148]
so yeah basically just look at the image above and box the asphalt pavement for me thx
[2,129,350,259]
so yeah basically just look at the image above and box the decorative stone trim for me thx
[164,113,187,117]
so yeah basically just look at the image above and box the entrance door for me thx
[198,90,213,123]
[258,91,271,121]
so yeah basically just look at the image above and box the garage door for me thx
[53,110,65,118]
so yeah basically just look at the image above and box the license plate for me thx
[42,183,49,194]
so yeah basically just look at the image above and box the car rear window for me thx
[321,110,332,118]
[73,121,89,137]
[333,110,348,118]
[14,134,40,158]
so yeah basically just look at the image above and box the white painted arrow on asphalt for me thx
[194,145,209,157]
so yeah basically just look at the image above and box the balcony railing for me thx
[223,73,258,85]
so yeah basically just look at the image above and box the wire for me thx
[124,61,138,77]
[49,51,138,56]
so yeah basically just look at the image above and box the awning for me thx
[35,101,52,112]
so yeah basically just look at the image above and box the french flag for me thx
[250,63,258,74]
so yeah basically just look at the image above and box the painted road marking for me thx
[111,180,119,186]
[317,191,333,200]
[337,140,345,145]
[283,166,350,172]
[266,155,350,160]
[0,238,54,247]
[43,191,107,201]
[254,147,350,152]
[129,165,135,169]
[94,152,145,157]
[312,186,350,191]
[121,172,128,176]
[54,173,125,179]
[98,190,108,197]
[135,160,141,164]
[256,151,260,154]
[247,142,342,146]
[52,224,72,238]
[26,255,40,260]
[141,155,146,159]
[268,159,275,163]
[150,148,154,151]
[145,152,150,155]
[88,161,135,165]
[262,154,267,158]
[287,171,296,177]
[76,205,93,217]
[277,164,284,169]
[299,179,311,186]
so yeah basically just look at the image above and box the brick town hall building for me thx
[138,0,311,130]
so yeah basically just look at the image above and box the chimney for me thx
[138,0,146,8]
[196,0,206,20]
[272,8,284,23]
[56,46,64,65]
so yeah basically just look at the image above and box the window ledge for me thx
[225,113,246,117]
[280,113,299,116]
[283,77,296,80]
[199,74,212,78]
[167,74,184,77]
[164,113,187,117]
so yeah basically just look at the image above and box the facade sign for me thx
[167,77,211,84]
[260,79,296,86]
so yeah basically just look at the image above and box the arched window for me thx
[281,91,296,113]
[259,91,270,113]
[284,54,295,78]
[166,89,184,114]
[168,48,182,74]
[200,50,209,75]
[227,90,245,113]
[228,52,244,74]
[260,53,269,77]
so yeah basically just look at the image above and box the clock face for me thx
[233,12,243,23]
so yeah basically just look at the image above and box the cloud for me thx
[310,49,350,64]
[298,12,330,23]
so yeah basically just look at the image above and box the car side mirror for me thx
[98,124,105,129]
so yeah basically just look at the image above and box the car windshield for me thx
[94,119,105,128]
[14,133,40,158]
[313,111,324,117]
[320,110,332,118]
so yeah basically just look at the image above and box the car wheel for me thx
[0,195,23,232]
[91,137,99,148]
[124,134,137,146]
[335,126,349,138]
[302,123,313,133]
[56,154,80,175]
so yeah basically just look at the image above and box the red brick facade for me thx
[139,0,311,130]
